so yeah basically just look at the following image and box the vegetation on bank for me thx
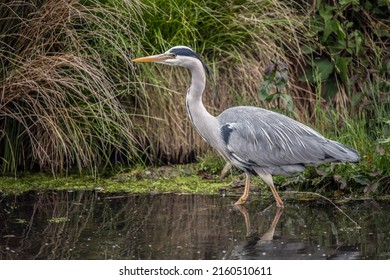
[0,0,389,195]
[0,164,230,195]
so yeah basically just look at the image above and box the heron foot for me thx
[234,197,247,205]
[276,200,285,209]
[234,172,251,205]
[274,192,284,208]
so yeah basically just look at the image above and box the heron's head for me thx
[132,46,209,75]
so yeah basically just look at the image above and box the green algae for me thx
[1,163,388,202]
[0,165,230,196]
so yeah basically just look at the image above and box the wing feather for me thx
[217,106,331,170]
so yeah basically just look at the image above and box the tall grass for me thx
[0,0,144,174]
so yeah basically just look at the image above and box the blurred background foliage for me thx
[0,0,389,193]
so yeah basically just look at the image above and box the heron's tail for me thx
[323,140,360,163]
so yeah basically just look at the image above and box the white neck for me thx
[185,59,220,148]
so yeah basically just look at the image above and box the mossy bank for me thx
[1,161,388,204]
[0,164,230,196]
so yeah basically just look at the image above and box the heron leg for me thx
[220,162,232,179]
[234,172,251,205]
[234,204,251,236]
[257,173,284,208]
[270,207,284,228]
[261,208,284,241]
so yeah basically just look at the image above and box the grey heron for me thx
[132,46,360,208]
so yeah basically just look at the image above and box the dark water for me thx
[0,191,389,260]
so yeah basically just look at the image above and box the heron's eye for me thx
[169,53,177,58]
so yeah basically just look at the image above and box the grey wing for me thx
[217,107,358,175]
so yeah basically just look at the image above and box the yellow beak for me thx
[132,53,170,63]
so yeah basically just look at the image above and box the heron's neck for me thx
[186,65,219,146]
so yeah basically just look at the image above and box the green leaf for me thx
[378,138,390,144]
[314,58,334,81]
[364,180,379,195]
[335,56,352,84]
[339,0,359,6]
[319,5,334,20]
[351,175,371,185]
[353,30,364,55]
[300,68,314,83]
[328,40,346,55]
[319,6,335,42]
[322,18,334,42]
[301,58,334,84]
[280,94,294,112]
[258,81,272,101]
[265,94,278,102]
[334,20,346,41]
[309,16,325,35]
[301,43,316,54]
[322,77,339,99]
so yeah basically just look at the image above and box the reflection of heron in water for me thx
[235,205,283,243]
[228,205,360,260]
[132,46,360,208]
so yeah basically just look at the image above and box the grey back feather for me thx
[217,106,360,175]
